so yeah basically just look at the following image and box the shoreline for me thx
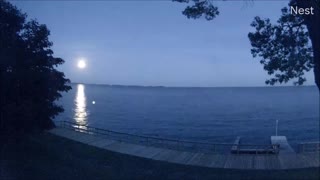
[1,132,319,180]
[49,125,320,170]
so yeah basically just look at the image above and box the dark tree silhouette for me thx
[248,7,313,86]
[174,0,320,90]
[0,0,71,133]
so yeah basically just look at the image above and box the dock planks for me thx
[49,128,319,170]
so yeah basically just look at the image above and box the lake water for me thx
[55,84,319,147]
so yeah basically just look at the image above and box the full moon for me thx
[77,59,86,69]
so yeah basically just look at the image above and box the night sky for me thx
[11,1,314,87]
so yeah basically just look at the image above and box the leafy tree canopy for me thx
[0,0,71,133]
[248,7,313,85]
[173,0,219,20]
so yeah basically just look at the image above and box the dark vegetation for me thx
[174,0,320,90]
[0,0,71,133]
[1,133,319,180]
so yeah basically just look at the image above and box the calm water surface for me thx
[55,84,319,147]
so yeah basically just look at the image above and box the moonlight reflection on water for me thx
[74,84,88,130]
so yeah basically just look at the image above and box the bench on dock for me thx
[231,147,279,154]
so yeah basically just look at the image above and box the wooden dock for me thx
[271,136,294,154]
[49,128,319,170]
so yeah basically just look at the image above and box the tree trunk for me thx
[312,36,320,91]
[307,8,320,91]
[296,0,320,91]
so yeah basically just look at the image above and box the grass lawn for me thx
[1,132,319,180]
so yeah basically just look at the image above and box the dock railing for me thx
[55,120,279,154]
[298,142,320,153]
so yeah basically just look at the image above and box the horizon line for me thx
[69,82,316,88]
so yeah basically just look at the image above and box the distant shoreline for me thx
[69,82,317,89]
